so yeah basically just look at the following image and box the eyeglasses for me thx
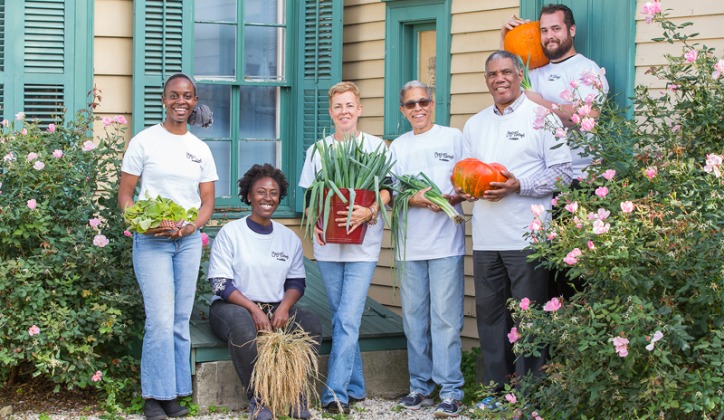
[401,98,432,110]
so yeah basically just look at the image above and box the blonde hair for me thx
[328,81,361,106]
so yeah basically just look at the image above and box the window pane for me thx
[195,0,237,22]
[238,141,279,176]
[243,26,284,80]
[195,23,236,77]
[190,84,232,139]
[244,0,284,24]
[207,141,232,197]
[239,86,278,139]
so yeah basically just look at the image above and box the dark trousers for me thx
[209,300,323,399]
[473,249,548,393]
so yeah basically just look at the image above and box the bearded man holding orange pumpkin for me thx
[459,50,572,409]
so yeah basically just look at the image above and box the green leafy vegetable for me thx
[123,193,198,233]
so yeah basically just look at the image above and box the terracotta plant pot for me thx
[319,188,376,244]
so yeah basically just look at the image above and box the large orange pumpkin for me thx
[452,158,508,198]
[504,21,549,70]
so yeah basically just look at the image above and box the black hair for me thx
[540,4,575,29]
[238,163,289,205]
[163,73,197,96]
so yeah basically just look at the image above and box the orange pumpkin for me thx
[452,159,508,198]
[504,21,549,70]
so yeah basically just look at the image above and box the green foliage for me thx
[0,92,144,405]
[122,194,198,233]
[512,11,723,419]
[460,347,481,406]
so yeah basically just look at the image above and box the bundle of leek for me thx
[391,172,465,280]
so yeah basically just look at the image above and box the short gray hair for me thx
[399,80,433,105]
[485,50,523,74]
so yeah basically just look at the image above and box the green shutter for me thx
[132,0,191,135]
[0,0,92,124]
[294,0,342,210]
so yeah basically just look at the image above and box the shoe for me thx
[249,397,274,420]
[290,394,311,419]
[434,398,463,417]
[475,396,502,411]
[398,392,434,410]
[323,401,351,414]
[159,399,189,417]
[349,395,366,404]
[143,399,168,420]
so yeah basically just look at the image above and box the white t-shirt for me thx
[530,54,609,179]
[298,133,387,262]
[462,96,571,251]
[207,217,306,303]
[121,124,218,210]
[389,124,466,261]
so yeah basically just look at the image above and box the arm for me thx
[484,162,572,201]
[117,171,139,212]
[524,91,600,129]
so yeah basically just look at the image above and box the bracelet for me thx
[367,206,378,225]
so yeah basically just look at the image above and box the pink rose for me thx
[684,50,697,63]
[543,297,562,312]
[519,298,531,311]
[53,149,63,159]
[704,153,722,177]
[201,232,210,247]
[27,199,38,210]
[592,219,611,235]
[15,112,25,121]
[597,208,611,220]
[92,371,103,382]
[21,129,27,135]
[533,117,546,130]
[565,202,578,213]
[82,140,96,152]
[27,152,38,162]
[123,230,132,237]
[577,104,592,116]
[559,89,574,102]
[588,240,595,250]
[620,201,634,213]
[507,326,521,343]
[102,116,113,126]
[531,204,545,217]
[48,123,56,133]
[580,117,596,132]
[89,218,102,229]
[595,186,609,198]
[571,114,581,124]
[93,234,109,248]
[28,325,40,336]
[602,169,616,180]
[644,166,658,179]
[33,161,45,170]
[114,115,128,124]
[554,127,568,139]
[547,231,557,241]
[505,393,517,404]
[528,218,543,231]
[612,336,629,357]
[569,79,579,89]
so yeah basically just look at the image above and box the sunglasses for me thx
[401,98,432,110]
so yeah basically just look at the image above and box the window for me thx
[383,0,451,139]
[133,0,342,215]
[0,0,93,125]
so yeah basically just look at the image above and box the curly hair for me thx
[237,163,289,205]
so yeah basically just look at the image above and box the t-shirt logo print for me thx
[434,152,454,162]
[547,74,561,82]
[506,130,526,141]
[271,251,289,262]
[186,152,202,164]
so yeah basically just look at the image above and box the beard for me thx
[543,34,574,61]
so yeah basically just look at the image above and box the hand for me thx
[443,193,462,206]
[271,306,290,330]
[170,223,196,239]
[334,204,370,234]
[451,178,478,202]
[409,187,440,212]
[483,170,520,202]
[313,224,326,246]
[500,15,530,48]
[251,307,272,332]
[144,226,179,237]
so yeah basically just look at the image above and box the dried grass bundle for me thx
[250,320,320,418]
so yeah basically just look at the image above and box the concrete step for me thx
[192,349,410,413]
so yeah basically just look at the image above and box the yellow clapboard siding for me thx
[344,22,386,44]
[345,3,385,25]
[94,0,132,38]
[95,38,132,75]
[452,0,518,14]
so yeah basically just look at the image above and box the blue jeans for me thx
[133,231,202,400]
[399,256,465,401]
[316,261,376,405]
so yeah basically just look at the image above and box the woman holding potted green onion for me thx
[298,81,391,414]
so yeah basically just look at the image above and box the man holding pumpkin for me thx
[459,50,572,409]
[389,80,466,417]
[500,4,609,184]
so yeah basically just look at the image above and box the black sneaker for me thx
[290,394,311,419]
[398,392,434,410]
[434,398,463,418]
[249,397,274,420]
[144,399,168,420]
[349,395,366,404]
[159,399,189,417]
[323,401,351,414]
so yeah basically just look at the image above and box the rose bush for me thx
[0,91,144,407]
[471,6,722,419]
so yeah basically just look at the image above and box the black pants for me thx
[473,249,548,393]
[209,300,323,399]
